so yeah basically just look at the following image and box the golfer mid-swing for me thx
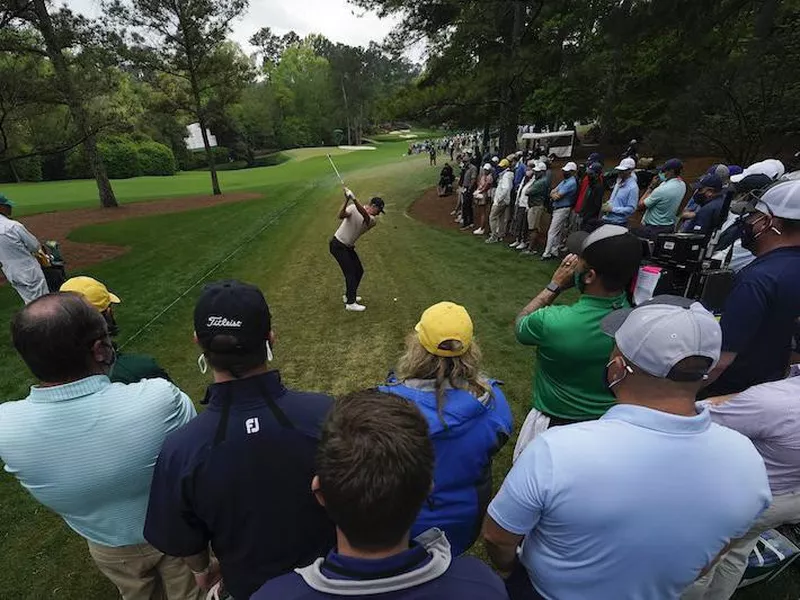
[329,187,385,312]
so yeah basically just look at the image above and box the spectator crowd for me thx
[0,137,798,600]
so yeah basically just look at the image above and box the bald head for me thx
[12,293,110,383]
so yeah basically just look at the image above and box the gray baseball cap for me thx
[600,295,721,380]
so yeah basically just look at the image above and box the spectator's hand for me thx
[552,254,581,290]
[193,558,222,591]
[602,202,612,213]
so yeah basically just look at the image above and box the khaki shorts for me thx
[474,192,488,206]
[527,205,545,231]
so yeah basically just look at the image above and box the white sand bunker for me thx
[338,145,377,151]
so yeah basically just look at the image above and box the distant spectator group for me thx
[0,135,798,600]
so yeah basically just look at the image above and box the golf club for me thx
[327,154,345,186]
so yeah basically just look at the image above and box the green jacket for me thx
[110,352,172,385]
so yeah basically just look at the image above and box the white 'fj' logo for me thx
[245,418,260,434]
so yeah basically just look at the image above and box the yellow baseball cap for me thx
[499,158,510,168]
[60,276,121,312]
[415,302,474,358]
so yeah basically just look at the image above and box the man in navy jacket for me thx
[144,281,335,599]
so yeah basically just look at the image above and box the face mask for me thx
[604,357,632,393]
[658,173,666,182]
[98,340,116,369]
[526,169,533,177]
[197,354,208,374]
[266,341,274,362]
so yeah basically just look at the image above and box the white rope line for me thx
[119,200,298,350]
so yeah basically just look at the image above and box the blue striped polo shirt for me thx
[0,375,196,547]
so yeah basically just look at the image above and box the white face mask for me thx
[197,354,208,374]
[266,341,274,362]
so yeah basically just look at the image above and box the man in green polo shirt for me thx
[61,276,172,384]
[513,225,643,459]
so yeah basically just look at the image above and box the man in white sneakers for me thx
[329,187,384,312]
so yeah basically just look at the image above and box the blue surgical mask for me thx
[658,172,666,182]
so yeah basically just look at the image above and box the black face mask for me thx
[103,311,120,337]
[740,219,758,251]
[603,362,615,395]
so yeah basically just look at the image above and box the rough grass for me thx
[0,145,794,598]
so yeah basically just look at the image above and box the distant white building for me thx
[186,123,217,150]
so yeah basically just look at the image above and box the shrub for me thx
[65,148,91,180]
[181,146,231,171]
[0,153,42,183]
[99,137,140,179]
[136,141,176,176]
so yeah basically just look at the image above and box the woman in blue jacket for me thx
[379,302,513,556]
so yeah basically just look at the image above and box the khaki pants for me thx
[88,540,201,600]
[489,203,509,238]
[527,206,545,232]
[543,207,571,258]
[682,490,800,600]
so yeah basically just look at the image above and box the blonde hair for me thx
[396,333,493,421]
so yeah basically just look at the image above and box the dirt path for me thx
[11,193,262,279]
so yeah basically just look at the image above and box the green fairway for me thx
[0,140,795,599]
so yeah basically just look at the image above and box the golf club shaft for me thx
[327,154,345,185]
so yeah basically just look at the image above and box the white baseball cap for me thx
[601,296,721,380]
[630,139,637,144]
[743,179,800,220]
[482,163,492,171]
[491,156,500,163]
[533,161,547,172]
[615,157,637,171]
[731,159,786,183]
[562,161,578,172]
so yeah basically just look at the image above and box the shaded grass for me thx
[0,144,795,598]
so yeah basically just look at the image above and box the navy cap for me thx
[369,197,385,214]
[588,162,603,175]
[693,174,723,191]
[659,158,683,173]
[194,280,271,353]
[587,152,603,164]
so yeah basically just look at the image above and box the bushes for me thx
[137,141,176,176]
[0,153,43,183]
[180,146,231,171]
[99,138,140,179]
[65,137,178,180]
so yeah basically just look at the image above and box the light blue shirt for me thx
[643,177,687,226]
[488,404,771,600]
[552,176,577,209]
[0,375,196,547]
[603,175,639,225]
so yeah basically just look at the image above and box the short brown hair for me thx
[317,389,433,550]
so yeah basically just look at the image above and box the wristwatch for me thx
[546,281,561,294]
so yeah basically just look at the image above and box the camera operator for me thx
[701,180,800,399]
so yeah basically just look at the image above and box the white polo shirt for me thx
[488,404,771,600]
[334,204,376,247]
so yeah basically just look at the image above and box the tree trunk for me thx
[341,78,352,146]
[32,0,117,208]
[500,1,524,156]
[8,159,19,183]
[198,114,221,196]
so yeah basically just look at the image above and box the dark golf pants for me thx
[330,237,364,304]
